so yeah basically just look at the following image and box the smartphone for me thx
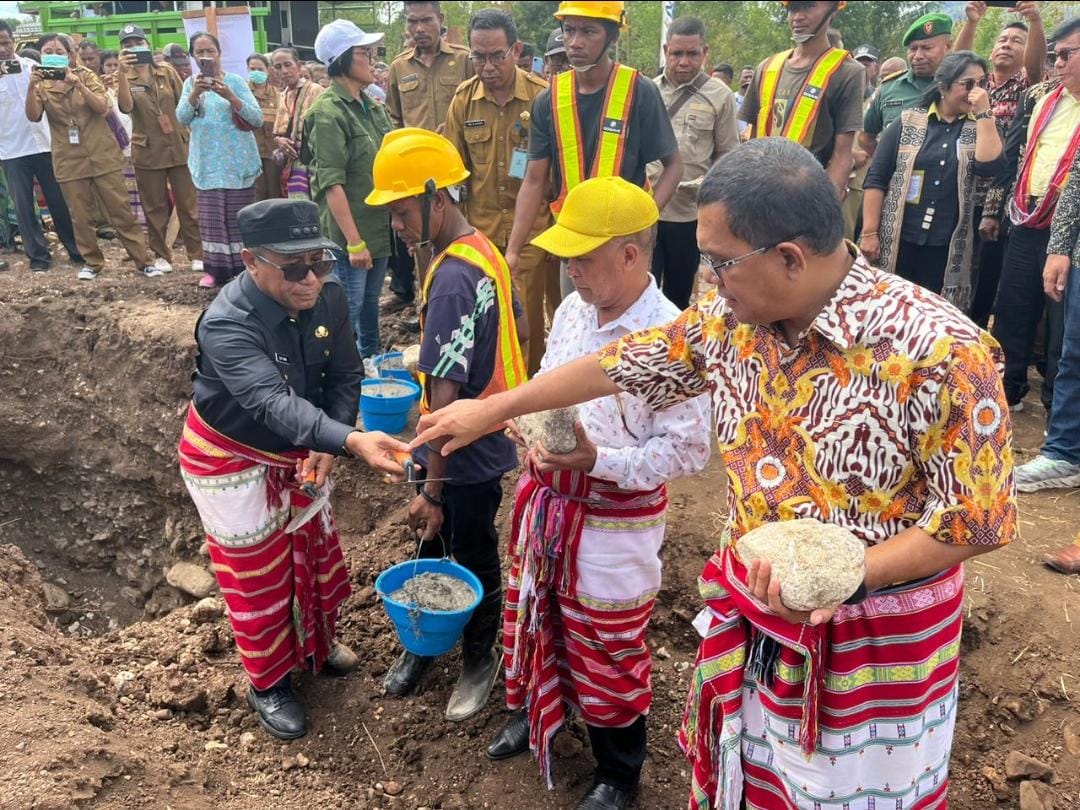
[198,57,216,79]
[0,59,22,75]
[130,48,153,65]
[532,56,544,75]
[33,65,68,81]
[985,1,1018,7]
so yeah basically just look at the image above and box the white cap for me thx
[314,19,384,66]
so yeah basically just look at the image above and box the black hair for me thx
[668,16,706,42]
[271,46,301,63]
[1002,21,1029,33]
[19,47,40,62]
[0,20,14,37]
[326,47,354,78]
[404,1,440,13]
[918,50,989,107]
[1050,17,1080,45]
[247,52,270,70]
[78,39,100,53]
[187,31,221,57]
[100,49,119,64]
[698,138,844,256]
[469,8,517,46]
[714,63,734,82]
[36,33,70,54]
[520,42,535,59]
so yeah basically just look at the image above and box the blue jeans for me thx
[333,248,388,358]
[1044,263,1080,465]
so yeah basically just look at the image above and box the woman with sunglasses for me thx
[305,20,393,359]
[861,51,1004,306]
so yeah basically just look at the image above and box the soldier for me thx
[861,12,953,157]
[444,9,558,376]
[115,23,203,274]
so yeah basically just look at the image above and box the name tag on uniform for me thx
[275,353,290,364]
[509,148,528,179]
[884,99,903,108]
[68,128,80,145]
[906,170,924,205]
[601,117,623,134]
[465,119,486,128]
[131,85,147,93]
[802,85,822,100]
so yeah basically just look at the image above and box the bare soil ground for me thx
[0,251,1078,810]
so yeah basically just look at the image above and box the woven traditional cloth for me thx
[197,186,256,284]
[503,458,667,785]
[177,404,351,689]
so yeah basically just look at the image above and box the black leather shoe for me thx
[486,711,530,761]
[246,678,307,740]
[383,651,430,697]
[575,782,635,810]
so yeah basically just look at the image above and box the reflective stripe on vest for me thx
[418,232,527,414]
[550,63,638,215]
[756,47,848,146]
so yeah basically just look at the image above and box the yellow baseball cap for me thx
[531,176,659,259]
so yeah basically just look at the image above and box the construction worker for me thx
[444,8,558,376]
[504,1,683,297]
[739,1,865,198]
[364,129,527,722]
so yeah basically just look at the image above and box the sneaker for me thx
[153,257,173,274]
[1014,455,1080,493]
[0,260,8,272]
[1008,401,1024,414]
[77,266,98,281]
[198,273,216,288]
[142,265,164,279]
[191,259,204,273]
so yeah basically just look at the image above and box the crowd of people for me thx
[4,1,1080,808]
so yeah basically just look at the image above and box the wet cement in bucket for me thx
[389,571,477,612]
[366,381,415,398]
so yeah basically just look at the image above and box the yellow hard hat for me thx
[531,176,658,259]
[779,1,848,8]
[554,1,625,26]
[365,128,470,207]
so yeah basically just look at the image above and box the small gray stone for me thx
[166,562,216,599]
[1005,751,1054,781]
[516,408,578,454]
[191,597,224,624]
[41,582,71,612]
[735,519,865,611]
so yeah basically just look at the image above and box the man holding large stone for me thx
[178,198,409,740]
[483,176,710,810]
[416,138,1016,809]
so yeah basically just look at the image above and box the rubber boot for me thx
[446,590,502,722]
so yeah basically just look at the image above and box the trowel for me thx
[284,470,330,533]
[387,450,453,486]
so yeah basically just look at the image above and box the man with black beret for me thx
[178,198,409,740]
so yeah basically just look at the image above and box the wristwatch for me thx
[975,110,994,121]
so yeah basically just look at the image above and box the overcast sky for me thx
[0,1,28,20]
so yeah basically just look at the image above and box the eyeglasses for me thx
[1054,46,1080,64]
[700,244,778,277]
[957,77,990,92]
[253,249,336,282]
[468,46,513,67]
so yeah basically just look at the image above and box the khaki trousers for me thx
[502,242,560,377]
[135,163,202,262]
[254,158,282,202]
[60,171,151,271]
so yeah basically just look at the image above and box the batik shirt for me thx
[597,251,1018,554]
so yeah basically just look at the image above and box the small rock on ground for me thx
[166,562,216,599]
[1005,751,1054,781]
[1019,780,1055,810]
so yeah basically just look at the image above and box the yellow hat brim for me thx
[530,221,613,259]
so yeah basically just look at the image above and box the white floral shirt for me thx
[539,277,711,490]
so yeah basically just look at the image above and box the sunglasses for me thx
[253,249,336,282]
[957,77,990,92]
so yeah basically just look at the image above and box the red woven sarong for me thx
[177,404,351,690]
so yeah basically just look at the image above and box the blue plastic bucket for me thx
[375,558,482,656]
[360,378,421,433]
[372,351,414,383]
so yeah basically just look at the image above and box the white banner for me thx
[660,1,676,69]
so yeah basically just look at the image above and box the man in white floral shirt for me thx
[483,176,710,810]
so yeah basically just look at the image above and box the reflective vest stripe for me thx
[756,47,848,146]
[551,63,639,215]
[418,233,526,414]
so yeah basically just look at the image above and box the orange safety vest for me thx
[418,231,527,414]
[755,47,848,146]
[550,63,639,216]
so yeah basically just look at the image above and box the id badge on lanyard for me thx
[68,127,80,145]
[509,148,528,180]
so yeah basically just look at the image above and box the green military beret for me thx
[903,12,953,46]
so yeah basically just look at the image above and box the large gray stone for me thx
[41,582,72,612]
[735,519,865,611]
[166,562,216,599]
[516,407,578,454]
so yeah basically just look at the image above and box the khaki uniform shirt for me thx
[863,69,933,137]
[386,39,473,131]
[649,71,740,223]
[444,69,551,246]
[121,62,189,170]
[250,81,281,159]
[37,66,123,182]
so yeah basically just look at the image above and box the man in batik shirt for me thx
[415,138,1017,810]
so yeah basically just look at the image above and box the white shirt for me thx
[538,277,711,491]
[0,56,52,160]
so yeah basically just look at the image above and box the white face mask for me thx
[792,32,816,45]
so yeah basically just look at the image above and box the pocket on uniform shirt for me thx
[398,77,420,94]
[464,126,493,165]
[438,75,461,91]
[130,131,149,148]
